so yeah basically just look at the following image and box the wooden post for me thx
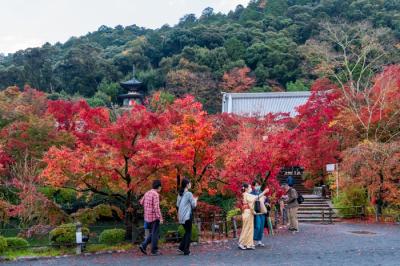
[196,216,201,242]
[224,215,228,237]
[232,217,237,239]
[211,213,216,240]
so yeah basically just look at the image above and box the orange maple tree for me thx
[165,95,216,195]
[221,67,255,92]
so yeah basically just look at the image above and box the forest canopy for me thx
[0,0,399,113]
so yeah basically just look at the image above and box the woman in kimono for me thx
[251,180,266,246]
[238,183,269,250]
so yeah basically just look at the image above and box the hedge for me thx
[5,237,29,250]
[0,236,7,254]
[99,228,126,245]
[49,223,89,246]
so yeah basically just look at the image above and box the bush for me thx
[5,237,29,250]
[226,208,241,222]
[333,186,368,217]
[99,229,126,245]
[178,224,199,242]
[49,223,89,246]
[0,236,7,254]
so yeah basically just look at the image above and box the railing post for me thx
[196,217,201,242]
[361,206,366,220]
[232,216,237,239]
[224,215,228,237]
[328,208,333,224]
[321,209,325,224]
[211,213,216,240]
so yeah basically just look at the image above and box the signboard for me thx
[326,164,336,172]
[76,232,82,244]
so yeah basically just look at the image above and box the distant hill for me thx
[1,0,399,112]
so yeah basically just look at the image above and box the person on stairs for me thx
[283,183,299,233]
[287,175,294,187]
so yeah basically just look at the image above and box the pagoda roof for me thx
[120,77,142,89]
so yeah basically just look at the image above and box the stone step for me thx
[297,210,335,215]
[302,197,327,200]
[299,216,340,220]
[298,208,333,212]
[302,202,329,204]
[299,219,341,223]
[300,205,329,207]
[300,203,329,206]
[298,214,338,219]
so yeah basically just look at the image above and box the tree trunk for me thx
[376,170,384,222]
[125,190,133,240]
[176,171,181,192]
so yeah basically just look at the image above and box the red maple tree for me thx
[42,103,173,238]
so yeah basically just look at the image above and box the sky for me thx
[0,0,250,55]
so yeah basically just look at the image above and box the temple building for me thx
[221,91,311,117]
[118,66,146,107]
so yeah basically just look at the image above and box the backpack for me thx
[254,195,261,213]
[297,193,305,204]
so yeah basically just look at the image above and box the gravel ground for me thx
[4,222,400,266]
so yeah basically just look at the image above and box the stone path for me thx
[4,222,400,266]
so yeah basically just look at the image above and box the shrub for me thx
[5,237,29,250]
[178,224,199,242]
[226,208,241,222]
[99,229,126,245]
[333,186,368,217]
[49,223,89,246]
[0,236,7,254]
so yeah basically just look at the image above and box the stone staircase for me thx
[298,195,339,223]
[278,174,339,223]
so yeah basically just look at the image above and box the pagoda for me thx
[118,66,146,107]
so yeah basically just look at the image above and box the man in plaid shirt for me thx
[139,179,163,256]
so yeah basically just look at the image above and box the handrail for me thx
[321,206,366,224]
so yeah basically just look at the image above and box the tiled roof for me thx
[221,91,311,117]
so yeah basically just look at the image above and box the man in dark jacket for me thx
[283,183,299,232]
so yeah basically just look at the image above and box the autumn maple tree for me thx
[42,103,173,238]
[221,67,255,93]
[219,114,293,196]
[164,95,216,195]
[341,141,400,209]
[0,86,73,226]
[292,79,341,179]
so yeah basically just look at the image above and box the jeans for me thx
[282,207,288,225]
[253,214,265,241]
[179,219,192,254]
[141,219,160,253]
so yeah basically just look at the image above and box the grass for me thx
[85,243,133,253]
[2,247,74,260]
[1,243,134,261]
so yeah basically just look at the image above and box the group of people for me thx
[139,178,196,256]
[238,180,299,250]
[137,177,299,256]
